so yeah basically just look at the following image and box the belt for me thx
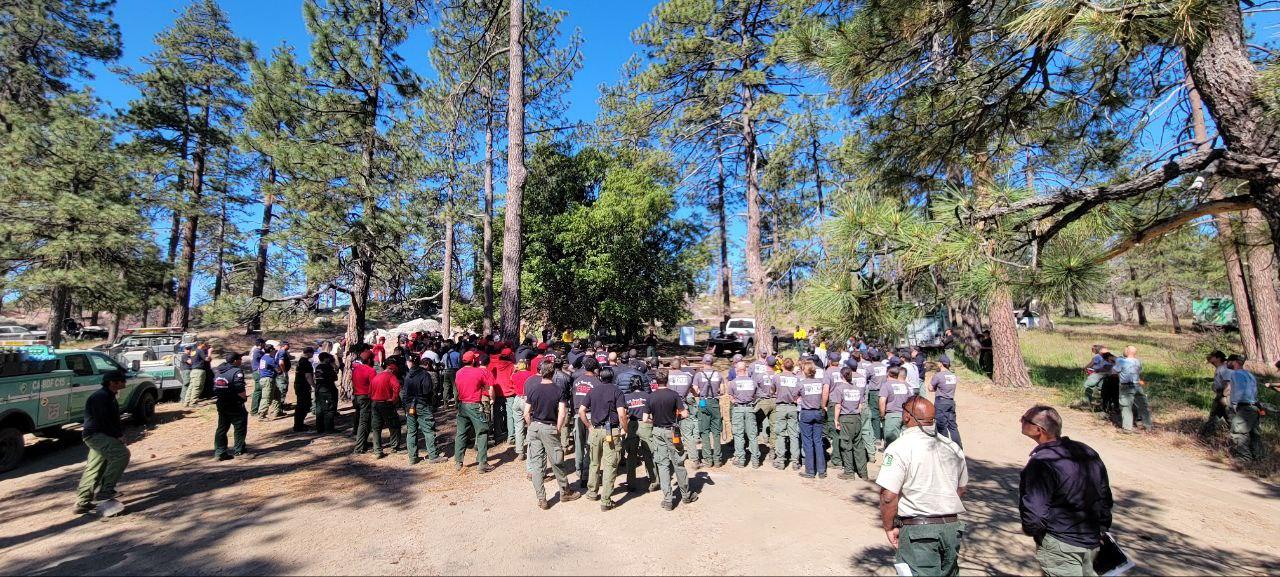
[1236,402,1258,408]
[533,419,555,426]
[897,515,959,526]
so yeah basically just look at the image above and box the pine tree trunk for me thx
[1111,293,1126,323]
[498,0,527,344]
[958,299,983,359]
[248,163,276,334]
[810,122,824,216]
[1128,264,1148,326]
[739,12,771,356]
[716,142,731,331]
[1244,208,1280,362]
[1164,282,1182,334]
[89,310,99,325]
[442,212,454,339]
[108,310,121,343]
[1189,74,1261,357]
[989,284,1032,387]
[212,194,227,302]
[175,105,211,330]
[482,107,495,336]
[47,284,69,348]
[164,211,180,326]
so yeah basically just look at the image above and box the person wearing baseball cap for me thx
[454,350,495,473]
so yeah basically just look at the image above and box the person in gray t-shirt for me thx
[929,357,962,448]
[879,365,912,445]
[832,366,869,480]
[1201,351,1233,436]
[728,361,760,467]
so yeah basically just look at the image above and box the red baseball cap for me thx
[537,342,549,351]
[501,347,513,356]
[461,351,476,364]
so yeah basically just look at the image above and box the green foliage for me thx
[0,0,122,122]
[520,144,707,336]
[0,93,164,316]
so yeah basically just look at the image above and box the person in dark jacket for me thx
[74,371,131,514]
[1019,405,1114,576]
[293,347,315,432]
[314,353,340,433]
[213,352,249,460]
[403,354,446,464]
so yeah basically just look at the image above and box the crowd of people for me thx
[82,328,1219,576]
[1079,343,1272,461]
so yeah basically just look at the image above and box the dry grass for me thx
[988,317,1279,480]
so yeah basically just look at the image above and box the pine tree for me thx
[0,93,161,347]
[123,0,247,329]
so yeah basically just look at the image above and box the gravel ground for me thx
[0,380,1277,575]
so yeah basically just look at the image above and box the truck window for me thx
[65,354,94,376]
[728,320,752,329]
[91,354,121,373]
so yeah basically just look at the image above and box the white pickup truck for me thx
[708,317,757,356]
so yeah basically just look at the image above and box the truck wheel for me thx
[0,427,23,473]
[133,391,157,426]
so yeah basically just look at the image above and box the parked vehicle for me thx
[63,318,110,340]
[96,327,195,364]
[708,317,756,356]
[0,325,47,342]
[1192,297,1237,330]
[0,345,159,472]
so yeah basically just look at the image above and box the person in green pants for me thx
[772,359,802,469]
[665,359,701,470]
[212,352,249,460]
[74,372,132,514]
[692,360,724,468]
[648,369,698,510]
[728,361,760,468]
[832,365,868,480]
[185,341,211,407]
[403,355,447,464]
[453,352,494,472]
[623,377,658,492]
[862,354,886,461]
[880,365,912,445]
[581,366,627,510]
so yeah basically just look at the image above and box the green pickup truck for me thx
[0,345,161,472]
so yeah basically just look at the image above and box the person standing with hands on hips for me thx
[580,366,628,511]
[877,396,968,576]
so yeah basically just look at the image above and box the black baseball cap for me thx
[101,371,127,385]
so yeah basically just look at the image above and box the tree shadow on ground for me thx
[0,420,433,576]
[845,457,1279,575]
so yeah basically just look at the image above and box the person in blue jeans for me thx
[796,364,830,479]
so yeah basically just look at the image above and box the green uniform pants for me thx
[773,403,800,466]
[586,426,622,500]
[371,401,403,453]
[315,385,338,433]
[625,419,655,487]
[862,390,882,457]
[825,402,843,468]
[256,377,282,418]
[507,396,526,456]
[1119,384,1150,430]
[454,402,490,467]
[443,369,458,404]
[652,427,690,504]
[865,391,885,458]
[274,372,289,402]
[678,413,699,464]
[897,521,965,577]
[1083,373,1104,405]
[405,402,440,461]
[76,433,131,507]
[837,413,867,478]
[730,405,759,465]
[883,412,903,446]
[527,421,571,502]
[250,371,262,414]
[214,410,247,457]
[755,397,776,444]
[184,368,207,406]
[1231,405,1264,461]
[1035,533,1098,577]
[697,402,723,464]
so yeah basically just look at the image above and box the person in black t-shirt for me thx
[313,352,340,433]
[525,363,582,509]
[649,369,698,510]
[293,347,315,432]
[580,366,627,510]
[213,352,249,461]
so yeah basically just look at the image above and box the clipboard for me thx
[1094,532,1135,576]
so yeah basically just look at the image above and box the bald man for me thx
[876,396,968,576]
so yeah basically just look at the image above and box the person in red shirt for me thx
[490,349,516,445]
[509,358,535,461]
[350,347,378,455]
[369,357,404,458]
[454,351,494,473]
[371,336,387,366]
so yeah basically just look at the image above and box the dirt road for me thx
[1,382,1276,575]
